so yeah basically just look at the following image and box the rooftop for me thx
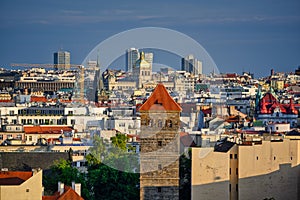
[139,83,182,112]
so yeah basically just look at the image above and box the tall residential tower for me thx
[126,48,139,72]
[53,51,71,70]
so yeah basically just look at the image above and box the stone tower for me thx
[139,83,182,200]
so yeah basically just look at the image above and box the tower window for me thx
[230,154,233,159]
[158,141,162,147]
[157,187,161,193]
[158,164,162,170]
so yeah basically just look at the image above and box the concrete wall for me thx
[191,148,230,200]
[238,140,300,200]
[191,139,300,200]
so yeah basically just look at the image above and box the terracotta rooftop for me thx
[43,185,84,200]
[24,126,73,134]
[180,132,196,147]
[0,171,32,185]
[139,83,182,112]
[30,96,48,103]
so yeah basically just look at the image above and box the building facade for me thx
[126,48,139,72]
[139,83,182,200]
[181,54,202,75]
[192,139,300,200]
[54,51,71,70]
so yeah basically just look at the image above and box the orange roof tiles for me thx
[30,96,48,103]
[43,186,84,200]
[139,83,182,112]
[24,126,73,134]
[0,171,32,185]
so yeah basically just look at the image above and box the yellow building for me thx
[0,169,43,200]
[192,139,300,200]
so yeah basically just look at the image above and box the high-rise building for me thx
[181,54,202,75]
[139,83,182,200]
[126,48,139,72]
[54,51,71,70]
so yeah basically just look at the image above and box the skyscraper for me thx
[126,48,139,72]
[181,54,202,75]
[53,51,70,70]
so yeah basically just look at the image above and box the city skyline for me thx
[0,0,299,77]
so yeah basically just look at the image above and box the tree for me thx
[43,158,90,199]
[110,133,127,151]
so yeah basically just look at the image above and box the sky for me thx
[0,0,299,77]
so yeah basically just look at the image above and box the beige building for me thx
[192,139,300,200]
[0,169,43,200]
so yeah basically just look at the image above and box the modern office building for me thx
[181,54,202,75]
[126,48,139,72]
[54,51,71,70]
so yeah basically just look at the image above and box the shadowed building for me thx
[139,83,182,200]
[192,139,300,200]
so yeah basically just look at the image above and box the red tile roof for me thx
[31,96,48,103]
[0,171,32,185]
[139,83,182,112]
[43,186,84,200]
[24,126,73,134]
[180,132,196,147]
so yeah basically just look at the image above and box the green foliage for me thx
[88,163,139,200]
[43,134,140,200]
[179,149,192,200]
[43,158,90,199]
[110,133,127,151]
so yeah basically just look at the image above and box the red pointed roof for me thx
[139,83,182,112]
[259,93,298,114]
[43,185,84,200]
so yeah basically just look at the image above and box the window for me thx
[17,134,22,140]
[29,136,32,141]
[234,154,238,159]
[256,156,259,160]
[158,119,163,128]
[229,168,231,175]
[0,135,3,140]
[230,154,233,159]
[157,187,161,193]
[274,156,276,160]
[236,168,238,175]
[229,184,231,192]
[236,184,238,192]
[71,119,75,125]
[26,189,29,192]
[158,141,162,147]
[9,110,14,116]
[158,164,162,170]
[291,157,293,160]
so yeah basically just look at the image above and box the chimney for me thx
[58,182,64,195]
[72,181,81,196]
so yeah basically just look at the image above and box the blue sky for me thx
[0,0,299,77]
